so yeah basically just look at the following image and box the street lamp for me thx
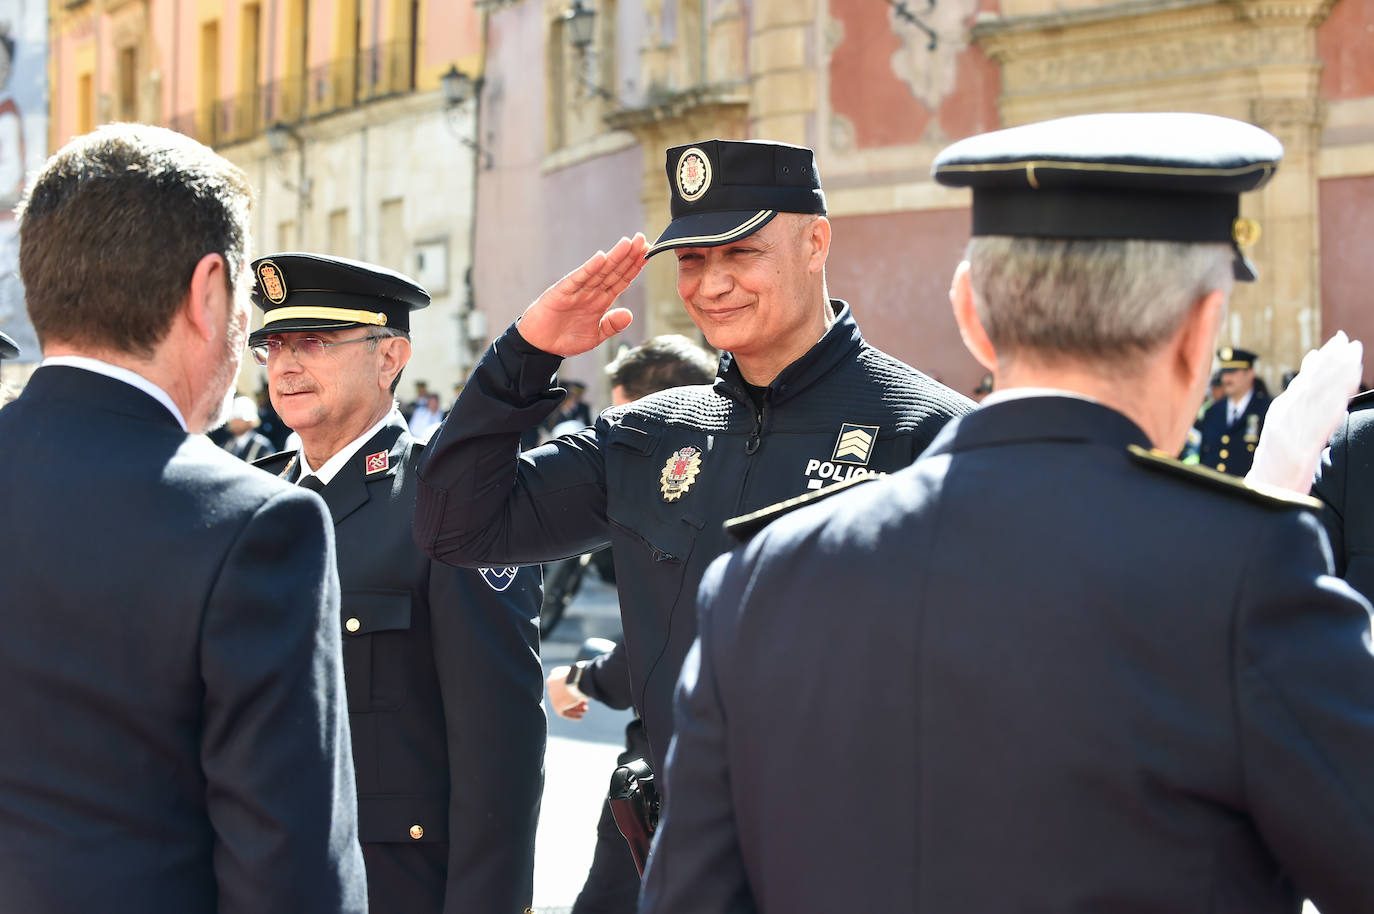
[263,121,311,246]
[439,64,491,169]
[563,0,596,51]
[561,0,614,102]
[440,65,477,107]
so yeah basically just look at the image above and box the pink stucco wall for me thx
[472,2,647,411]
[826,208,983,394]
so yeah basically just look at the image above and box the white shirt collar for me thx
[298,408,401,486]
[41,355,188,431]
[1228,389,1253,420]
[979,386,1098,409]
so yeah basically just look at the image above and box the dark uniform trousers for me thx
[259,413,545,914]
[643,396,1374,914]
[414,301,974,777]
[1313,388,1374,600]
[1196,392,1269,476]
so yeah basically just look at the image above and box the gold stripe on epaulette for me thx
[1126,444,1321,510]
[724,474,876,542]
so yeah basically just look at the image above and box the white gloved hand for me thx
[1246,331,1364,495]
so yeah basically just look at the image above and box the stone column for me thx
[750,0,817,143]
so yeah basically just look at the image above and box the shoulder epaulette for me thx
[252,449,297,475]
[1126,444,1321,510]
[724,474,877,543]
[1348,389,1374,412]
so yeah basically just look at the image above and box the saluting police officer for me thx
[642,113,1374,914]
[1196,345,1269,475]
[413,140,973,789]
[249,253,545,914]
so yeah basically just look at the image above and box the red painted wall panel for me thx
[1319,0,1374,100]
[1320,175,1374,376]
[827,208,985,395]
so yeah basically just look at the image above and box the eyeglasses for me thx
[249,334,385,367]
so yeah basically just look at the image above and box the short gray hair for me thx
[967,237,1234,366]
[370,326,410,395]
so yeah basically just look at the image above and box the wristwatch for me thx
[566,660,587,691]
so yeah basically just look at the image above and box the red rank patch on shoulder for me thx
[364,450,389,475]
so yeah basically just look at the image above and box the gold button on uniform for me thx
[345,618,361,633]
[1221,435,1230,444]
[1219,449,1229,459]
[1217,463,1227,472]
[409,824,424,840]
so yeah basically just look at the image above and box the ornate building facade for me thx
[46,0,488,395]
[477,0,1374,398]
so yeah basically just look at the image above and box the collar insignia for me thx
[661,446,703,502]
[364,450,389,475]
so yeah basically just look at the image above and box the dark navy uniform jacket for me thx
[1197,391,1270,476]
[1313,389,1374,600]
[414,302,973,775]
[260,413,544,914]
[643,396,1374,914]
[0,366,365,914]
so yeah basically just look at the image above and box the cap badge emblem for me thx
[676,148,711,202]
[257,260,288,304]
[832,423,879,466]
[660,446,703,502]
[364,450,389,475]
[1232,217,1261,247]
[1219,347,1233,361]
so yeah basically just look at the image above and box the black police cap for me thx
[646,139,827,258]
[1217,346,1259,370]
[932,112,1283,281]
[0,330,17,361]
[247,252,429,345]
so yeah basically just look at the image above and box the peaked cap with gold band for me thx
[644,139,827,258]
[931,112,1283,281]
[0,329,18,361]
[1217,346,1258,370]
[246,252,429,345]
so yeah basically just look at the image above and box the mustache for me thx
[274,382,318,396]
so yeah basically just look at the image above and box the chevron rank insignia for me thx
[832,423,879,465]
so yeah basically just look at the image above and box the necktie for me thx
[298,474,325,493]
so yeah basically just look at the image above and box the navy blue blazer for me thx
[0,366,365,914]
[643,396,1374,914]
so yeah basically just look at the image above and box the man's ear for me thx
[950,261,997,373]
[182,253,228,342]
[377,335,412,392]
[1175,288,1226,392]
[807,216,831,274]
